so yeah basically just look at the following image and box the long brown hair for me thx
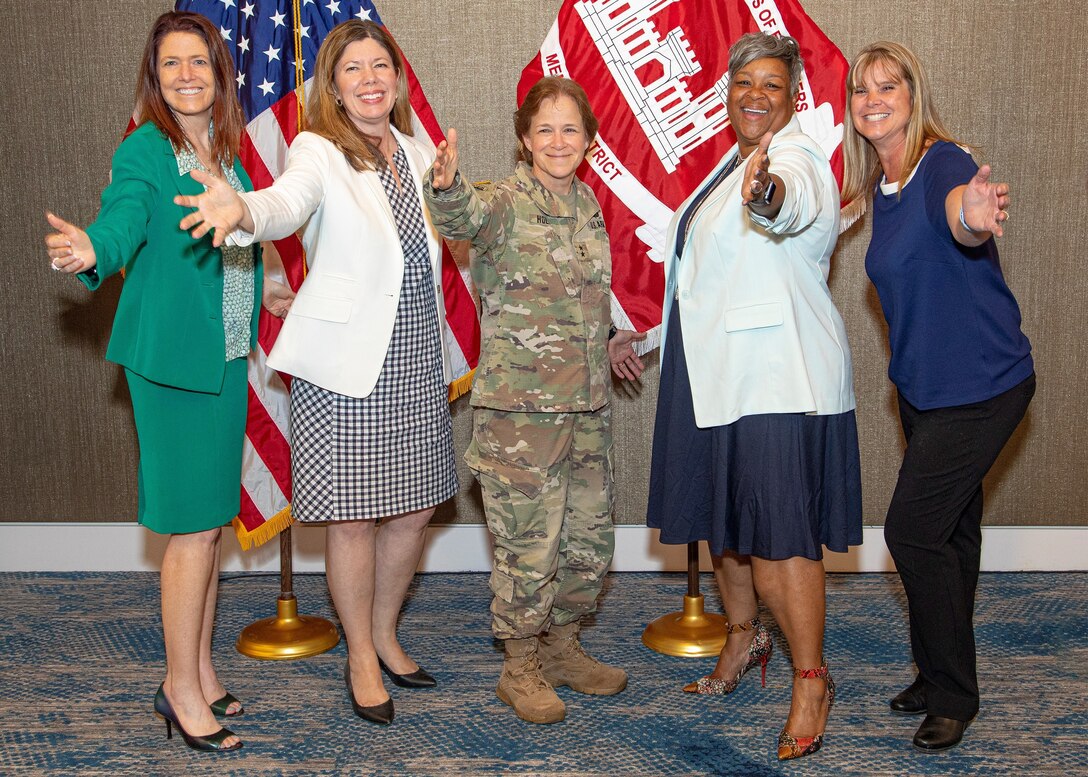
[514,77,598,165]
[841,41,963,203]
[134,11,243,167]
[307,20,414,172]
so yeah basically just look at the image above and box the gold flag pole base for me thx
[236,525,341,660]
[641,541,728,657]
[236,594,340,660]
[641,593,727,657]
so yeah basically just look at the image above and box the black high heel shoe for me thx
[154,684,242,752]
[379,657,437,689]
[345,664,395,725]
[209,692,244,717]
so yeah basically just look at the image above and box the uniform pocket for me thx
[465,441,550,500]
[488,565,515,603]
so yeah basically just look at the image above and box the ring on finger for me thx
[750,180,764,195]
[51,261,62,271]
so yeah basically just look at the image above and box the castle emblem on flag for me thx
[522,0,849,342]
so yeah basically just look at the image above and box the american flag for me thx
[177,0,480,548]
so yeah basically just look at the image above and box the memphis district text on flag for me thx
[520,0,848,347]
[178,0,480,548]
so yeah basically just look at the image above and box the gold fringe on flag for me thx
[233,505,294,551]
[447,368,475,402]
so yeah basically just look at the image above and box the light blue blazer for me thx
[660,116,855,428]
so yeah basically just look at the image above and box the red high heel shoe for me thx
[777,665,835,761]
[683,617,773,695]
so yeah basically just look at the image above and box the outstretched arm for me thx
[430,128,459,191]
[741,131,785,220]
[423,128,504,249]
[947,164,1011,247]
[44,211,97,274]
[175,168,254,247]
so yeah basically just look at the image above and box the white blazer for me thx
[661,116,855,427]
[234,128,451,398]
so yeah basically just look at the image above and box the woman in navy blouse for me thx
[842,41,1034,753]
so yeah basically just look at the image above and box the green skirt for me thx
[125,358,248,535]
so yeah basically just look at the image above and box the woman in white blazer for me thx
[645,34,862,762]
[178,21,456,726]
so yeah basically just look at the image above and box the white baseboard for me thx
[0,523,1084,573]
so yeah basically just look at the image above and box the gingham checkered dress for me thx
[289,146,457,522]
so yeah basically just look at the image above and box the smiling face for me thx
[521,95,591,194]
[333,38,399,137]
[850,59,912,159]
[726,56,794,155]
[157,31,216,123]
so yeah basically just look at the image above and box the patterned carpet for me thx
[0,571,1084,776]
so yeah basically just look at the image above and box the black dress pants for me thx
[884,373,1035,722]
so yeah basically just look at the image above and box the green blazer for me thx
[82,122,262,394]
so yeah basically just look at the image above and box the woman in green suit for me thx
[45,12,261,753]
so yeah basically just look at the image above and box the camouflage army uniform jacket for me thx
[425,162,612,413]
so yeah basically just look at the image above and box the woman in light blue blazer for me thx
[45,12,261,753]
[646,33,862,762]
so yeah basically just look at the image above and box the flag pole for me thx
[236,523,340,659]
[235,1,338,660]
[641,541,727,657]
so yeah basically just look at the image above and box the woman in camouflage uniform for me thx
[424,77,644,724]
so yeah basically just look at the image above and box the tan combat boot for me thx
[496,636,566,724]
[538,621,628,695]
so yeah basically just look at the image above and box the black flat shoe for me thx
[379,657,437,689]
[912,714,969,752]
[344,664,394,725]
[890,675,927,715]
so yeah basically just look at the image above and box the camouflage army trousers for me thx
[466,406,615,640]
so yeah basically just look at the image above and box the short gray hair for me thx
[727,33,804,97]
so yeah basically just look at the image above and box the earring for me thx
[335,96,342,106]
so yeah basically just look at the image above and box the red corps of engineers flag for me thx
[519,0,849,345]
[172,0,480,548]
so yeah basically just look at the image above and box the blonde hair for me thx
[841,41,964,203]
[306,20,413,172]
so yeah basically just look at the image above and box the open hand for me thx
[431,128,459,190]
[961,164,1011,238]
[44,211,97,273]
[609,329,648,381]
[175,168,246,247]
[740,131,774,206]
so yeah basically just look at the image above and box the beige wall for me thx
[2,1,1084,526]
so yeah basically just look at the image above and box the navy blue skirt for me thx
[646,304,863,561]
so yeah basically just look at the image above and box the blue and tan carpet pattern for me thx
[0,571,1085,775]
